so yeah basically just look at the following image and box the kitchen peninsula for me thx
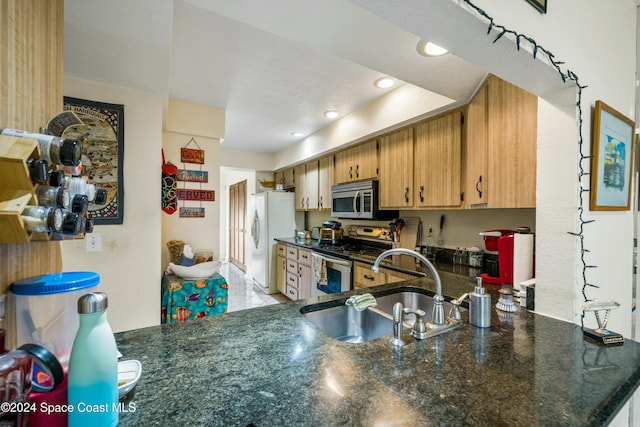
[114,273,640,426]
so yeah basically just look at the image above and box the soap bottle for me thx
[469,277,492,328]
[68,292,118,427]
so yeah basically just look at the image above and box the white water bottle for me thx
[68,292,118,427]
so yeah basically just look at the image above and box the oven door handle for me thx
[312,253,351,267]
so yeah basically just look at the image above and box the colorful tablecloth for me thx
[161,273,229,323]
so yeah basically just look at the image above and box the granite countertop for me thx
[115,271,640,426]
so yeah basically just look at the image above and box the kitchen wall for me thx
[61,76,163,333]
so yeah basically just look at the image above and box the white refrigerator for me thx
[250,191,297,294]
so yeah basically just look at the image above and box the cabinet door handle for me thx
[319,195,323,209]
[419,185,424,202]
[349,166,353,179]
[355,164,359,178]
[405,187,410,203]
[364,275,375,281]
[475,175,483,198]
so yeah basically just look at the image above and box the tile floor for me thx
[221,261,289,312]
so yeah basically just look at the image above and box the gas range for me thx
[314,225,393,261]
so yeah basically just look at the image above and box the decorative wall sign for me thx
[177,169,209,183]
[177,189,215,201]
[525,0,546,13]
[180,147,204,164]
[62,97,125,224]
[590,100,635,211]
[179,207,205,218]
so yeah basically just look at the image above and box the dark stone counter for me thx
[115,273,640,426]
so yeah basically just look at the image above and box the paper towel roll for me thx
[513,234,534,286]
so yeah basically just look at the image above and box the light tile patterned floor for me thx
[221,261,289,312]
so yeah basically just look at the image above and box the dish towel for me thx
[345,293,377,311]
[312,256,327,285]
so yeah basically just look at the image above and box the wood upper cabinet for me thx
[318,155,333,210]
[379,128,414,209]
[465,75,538,208]
[294,163,307,210]
[414,110,463,208]
[465,83,488,206]
[295,160,320,211]
[334,139,378,184]
[274,168,295,188]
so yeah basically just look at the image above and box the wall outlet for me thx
[86,233,102,252]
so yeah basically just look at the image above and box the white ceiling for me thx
[63,0,567,154]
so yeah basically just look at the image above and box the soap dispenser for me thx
[469,277,492,328]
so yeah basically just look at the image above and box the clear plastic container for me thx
[11,272,100,369]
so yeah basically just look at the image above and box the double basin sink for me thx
[300,287,466,344]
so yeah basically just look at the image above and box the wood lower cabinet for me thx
[353,263,387,289]
[334,139,378,184]
[466,75,537,208]
[353,262,421,290]
[276,243,287,294]
[283,244,311,300]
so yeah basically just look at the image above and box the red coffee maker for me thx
[479,230,515,285]
[479,229,535,286]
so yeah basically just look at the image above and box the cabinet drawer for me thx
[277,243,287,257]
[297,248,311,266]
[285,284,299,300]
[353,263,386,289]
[286,246,298,260]
[287,259,298,273]
[286,271,298,289]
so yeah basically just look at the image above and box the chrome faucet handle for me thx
[390,302,405,347]
[403,307,428,340]
[449,293,469,322]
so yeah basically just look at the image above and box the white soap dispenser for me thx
[469,277,492,328]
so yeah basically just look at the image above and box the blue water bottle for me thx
[68,292,118,426]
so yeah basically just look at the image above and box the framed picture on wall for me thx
[525,0,547,13]
[590,100,635,211]
[62,97,125,224]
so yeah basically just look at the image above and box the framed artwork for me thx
[62,97,125,224]
[525,0,547,13]
[590,100,635,211]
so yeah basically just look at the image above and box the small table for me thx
[161,273,229,323]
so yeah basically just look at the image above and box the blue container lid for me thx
[11,272,100,296]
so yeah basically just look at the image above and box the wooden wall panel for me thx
[0,0,64,347]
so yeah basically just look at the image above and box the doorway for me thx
[229,180,247,271]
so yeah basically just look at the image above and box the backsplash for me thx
[306,208,535,251]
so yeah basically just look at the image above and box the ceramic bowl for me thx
[167,260,222,279]
[118,359,142,398]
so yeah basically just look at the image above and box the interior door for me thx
[229,180,247,271]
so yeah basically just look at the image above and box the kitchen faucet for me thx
[372,248,448,330]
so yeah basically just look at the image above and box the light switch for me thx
[86,233,102,252]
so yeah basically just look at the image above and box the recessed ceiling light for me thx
[323,110,339,119]
[416,39,449,57]
[374,77,395,89]
[291,132,303,137]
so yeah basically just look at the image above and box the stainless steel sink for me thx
[301,289,465,344]
[375,291,459,324]
[302,304,396,344]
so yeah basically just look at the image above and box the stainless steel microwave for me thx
[331,180,398,220]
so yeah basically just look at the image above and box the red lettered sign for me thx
[177,189,215,201]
